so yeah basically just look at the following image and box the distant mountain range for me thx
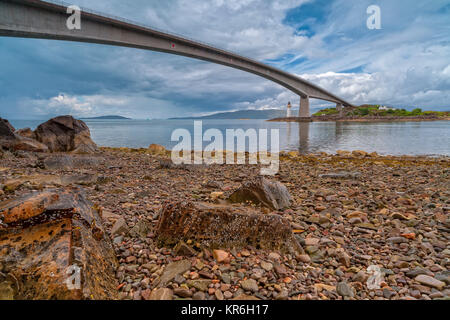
[81,115,131,120]
[170,109,291,120]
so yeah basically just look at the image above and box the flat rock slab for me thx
[0,191,59,225]
[155,259,192,288]
[319,172,361,179]
[38,155,104,170]
[156,201,302,253]
[0,188,118,300]
[227,177,292,210]
[3,174,99,191]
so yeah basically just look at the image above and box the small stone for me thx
[415,275,446,290]
[260,261,273,272]
[338,252,351,268]
[304,238,320,246]
[241,279,259,293]
[223,291,233,299]
[215,289,224,300]
[0,282,14,300]
[383,288,394,299]
[268,252,281,261]
[149,288,173,300]
[213,250,229,263]
[192,291,206,300]
[298,254,311,263]
[353,271,367,283]
[240,250,251,257]
[221,273,231,284]
[187,280,212,292]
[336,282,354,298]
[174,241,197,257]
[111,217,129,236]
[158,260,192,287]
[173,288,192,298]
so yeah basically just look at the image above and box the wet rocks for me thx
[0,188,118,299]
[34,116,98,153]
[156,201,302,253]
[228,177,292,210]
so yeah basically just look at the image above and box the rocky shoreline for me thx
[268,115,450,123]
[1,136,449,300]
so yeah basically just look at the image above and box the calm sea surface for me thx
[9,119,450,156]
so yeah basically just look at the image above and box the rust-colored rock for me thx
[156,201,302,253]
[148,144,167,155]
[34,116,98,154]
[228,177,292,210]
[0,188,118,300]
[0,191,59,225]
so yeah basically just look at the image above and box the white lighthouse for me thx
[286,102,292,118]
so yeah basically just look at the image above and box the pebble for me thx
[415,275,446,290]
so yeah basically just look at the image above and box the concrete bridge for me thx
[0,0,354,116]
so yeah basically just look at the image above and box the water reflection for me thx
[298,122,310,154]
[10,119,450,156]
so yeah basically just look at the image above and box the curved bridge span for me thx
[0,0,354,116]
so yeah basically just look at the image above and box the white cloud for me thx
[2,0,449,119]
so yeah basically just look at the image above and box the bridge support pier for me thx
[336,103,343,117]
[299,96,310,118]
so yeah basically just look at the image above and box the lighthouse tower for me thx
[286,102,292,118]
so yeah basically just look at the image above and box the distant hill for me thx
[81,115,131,120]
[170,109,288,120]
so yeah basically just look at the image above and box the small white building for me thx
[287,102,292,117]
[378,106,396,111]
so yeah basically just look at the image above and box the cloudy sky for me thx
[0,0,449,119]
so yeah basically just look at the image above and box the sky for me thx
[0,0,449,119]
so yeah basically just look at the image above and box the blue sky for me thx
[1,0,449,119]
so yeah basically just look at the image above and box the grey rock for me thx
[228,177,292,210]
[336,282,354,298]
[129,219,151,239]
[158,260,192,287]
[241,279,259,293]
[319,172,361,179]
[111,218,129,236]
[415,275,446,290]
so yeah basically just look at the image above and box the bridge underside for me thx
[0,0,354,116]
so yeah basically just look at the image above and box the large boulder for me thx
[228,177,292,210]
[0,188,118,300]
[0,118,15,137]
[0,118,48,153]
[34,116,98,153]
[156,201,302,254]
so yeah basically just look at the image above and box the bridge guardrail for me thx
[40,0,256,61]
